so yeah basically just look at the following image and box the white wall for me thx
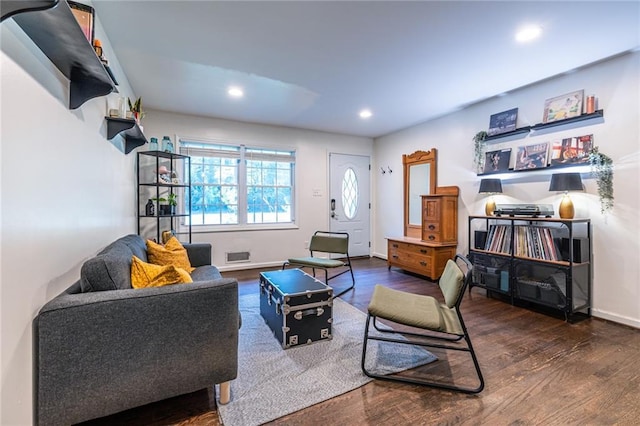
[0,14,138,424]
[373,51,640,328]
[142,110,373,270]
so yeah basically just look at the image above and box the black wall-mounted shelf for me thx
[106,118,147,154]
[482,110,604,144]
[531,110,604,131]
[4,0,116,109]
[485,127,532,142]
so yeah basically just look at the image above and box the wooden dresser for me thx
[387,237,457,280]
[388,186,459,280]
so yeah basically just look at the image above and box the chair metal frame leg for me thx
[361,313,485,394]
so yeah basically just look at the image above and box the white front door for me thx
[329,153,370,257]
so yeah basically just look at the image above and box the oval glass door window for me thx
[342,167,359,219]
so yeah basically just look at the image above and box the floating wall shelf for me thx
[483,110,604,144]
[485,127,532,142]
[106,118,147,154]
[4,0,117,109]
[531,110,604,131]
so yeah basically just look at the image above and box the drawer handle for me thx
[420,261,427,266]
[392,255,398,259]
[392,244,398,248]
[428,235,435,240]
[428,224,435,230]
[420,249,427,254]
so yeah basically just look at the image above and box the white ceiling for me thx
[92,1,639,138]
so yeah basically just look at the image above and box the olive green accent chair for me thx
[361,254,484,393]
[283,231,355,298]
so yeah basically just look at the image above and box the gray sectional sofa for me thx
[33,234,239,425]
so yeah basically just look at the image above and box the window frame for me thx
[179,137,297,232]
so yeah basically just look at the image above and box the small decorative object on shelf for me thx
[550,134,593,167]
[543,90,584,123]
[162,136,174,153]
[488,108,518,136]
[157,165,172,184]
[145,199,155,216]
[68,1,94,44]
[128,97,145,123]
[515,142,549,170]
[149,137,158,151]
[479,178,503,216]
[549,173,583,219]
[484,148,511,173]
[586,95,596,114]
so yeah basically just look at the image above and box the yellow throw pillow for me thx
[146,237,195,272]
[131,256,192,289]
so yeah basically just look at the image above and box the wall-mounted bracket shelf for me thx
[4,0,117,109]
[0,0,56,21]
[106,118,147,154]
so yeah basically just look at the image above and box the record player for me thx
[494,204,554,218]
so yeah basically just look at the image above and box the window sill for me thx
[181,223,299,233]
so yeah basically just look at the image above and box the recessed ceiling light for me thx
[228,86,244,98]
[515,25,542,42]
[359,109,372,119]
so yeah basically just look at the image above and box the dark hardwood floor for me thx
[82,257,640,425]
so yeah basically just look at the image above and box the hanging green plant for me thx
[588,146,614,215]
[472,131,488,173]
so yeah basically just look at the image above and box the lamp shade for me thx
[549,173,583,192]
[479,178,503,194]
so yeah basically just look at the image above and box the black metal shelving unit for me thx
[137,151,192,244]
[468,215,592,322]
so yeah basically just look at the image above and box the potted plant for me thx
[473,130,488,173]
[128,96,145,123]
[154,193,177,216]
[588,146,614,215]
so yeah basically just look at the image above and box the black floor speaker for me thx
[474,230,488,250]
[557,237,590,263]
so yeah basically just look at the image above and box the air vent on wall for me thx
[225,251,251,263]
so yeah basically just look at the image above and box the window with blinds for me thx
[180,140,295,227]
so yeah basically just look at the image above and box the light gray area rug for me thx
[216,293,437,426]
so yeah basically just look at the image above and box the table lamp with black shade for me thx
[549,172,583,219]
[479,178,503,216]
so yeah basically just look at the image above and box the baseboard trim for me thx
[592,309,640,330]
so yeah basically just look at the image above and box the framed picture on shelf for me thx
[68,1,95,44]
[483,148,511,174]
[487,108,518,136]
[543,90,584,123]
[515,142,549,170]
[550,134,593,166]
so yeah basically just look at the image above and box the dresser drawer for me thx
[388,240,434,256]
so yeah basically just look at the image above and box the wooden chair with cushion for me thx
[283,231,355,298]
[361,254,484,393]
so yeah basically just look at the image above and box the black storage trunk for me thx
[259,269,333,349]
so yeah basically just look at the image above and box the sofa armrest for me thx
[184,243,212,267]
[34,278,238,425]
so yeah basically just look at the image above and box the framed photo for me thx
[483,148,511,174]
[488,108,518,136]
[550,134,593,166]
[543,90,584,123]
[68,1,95,44]
[515,142,549,170]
